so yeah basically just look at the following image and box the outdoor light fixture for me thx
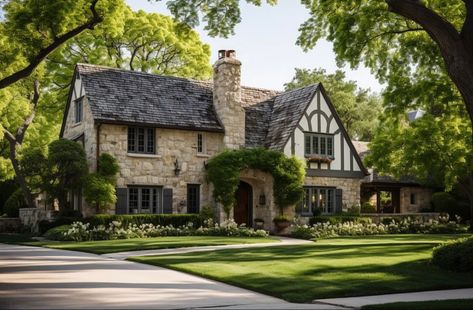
[174,158,181,176]
[259,194,266,206]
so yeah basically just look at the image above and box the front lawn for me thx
[362,299,473,310]
[130,234,473,303]
[30,236,276,254]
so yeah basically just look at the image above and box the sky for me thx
[126,0,383,93]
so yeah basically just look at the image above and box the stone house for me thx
[60,50,369,230]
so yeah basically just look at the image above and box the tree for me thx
[365,110,473,228]
[43,139,88,212]
[284,68,382,141]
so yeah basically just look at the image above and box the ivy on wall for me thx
[206,148,305,217]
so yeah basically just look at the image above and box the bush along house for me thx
[60,50,370,231]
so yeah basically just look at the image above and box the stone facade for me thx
[213,56,245,149]
[400,187,433,213]
[99,124,224,216]
[304,176,362,209]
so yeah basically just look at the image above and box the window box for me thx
[306,155,333,164]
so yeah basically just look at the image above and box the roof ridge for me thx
[276,83,319,96]
[76,63,213,85]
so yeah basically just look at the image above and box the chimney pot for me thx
[218,50,226,59]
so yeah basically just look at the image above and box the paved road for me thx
[104,236,312,260]
[0,244,340,309]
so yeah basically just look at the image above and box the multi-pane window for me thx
[187,184,200,214]
[298,187,336,216]
[128,187,162,214]
[304,133,334,157]
[75,98,83,123]
[128,127,155,154]
[197,133,205,154]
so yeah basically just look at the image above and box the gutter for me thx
[96,122,102,172]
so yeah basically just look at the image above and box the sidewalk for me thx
[103,236,312,260]
[313,288,473,308]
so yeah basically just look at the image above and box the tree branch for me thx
[0,0,103,90]
[15,80,40,144]
[461,0,473,53]
[386,0,461,54]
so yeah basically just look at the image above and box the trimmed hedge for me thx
[432,237,473,272]
[39,217,82,235]
[4,189,27,217]
[309,215,372,226]
[44,225,71,241]
[84,214,205,228]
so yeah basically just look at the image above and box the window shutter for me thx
[335,189,343,213]
[163,188,173,214]
[115,188,128,214]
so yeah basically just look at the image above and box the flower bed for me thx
[48,219,268,241]
[291,215,469,240]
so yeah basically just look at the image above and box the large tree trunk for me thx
[8,140,36,208]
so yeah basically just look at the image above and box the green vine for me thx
[206,148,305,218]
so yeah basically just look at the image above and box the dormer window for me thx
[305,133,334,157]
[75,97,83,123]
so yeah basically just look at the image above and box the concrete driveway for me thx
[0,244,340,309]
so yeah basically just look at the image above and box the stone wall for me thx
[400,187,433,213]
[99,124,225,215]
[213,56,245,149]
[304,176,362,209]
[19,208,49,233]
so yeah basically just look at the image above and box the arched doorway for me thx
[234,181,253,226]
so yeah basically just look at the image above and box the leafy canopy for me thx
[285,68,382,141]
[206,148,305,217]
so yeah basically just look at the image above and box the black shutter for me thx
[115,188,128,214]
[163,188,173,214]
[335,188,343,213]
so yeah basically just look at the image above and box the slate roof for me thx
[64,64,318,151]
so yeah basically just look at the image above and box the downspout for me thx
[96,123,102,172]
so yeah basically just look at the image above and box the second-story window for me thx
[128,127,155,154]
[197,133,205,154]
[305,133,334,157]
[75,98,83,123]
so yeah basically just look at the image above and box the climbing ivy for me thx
[206,148,305,218]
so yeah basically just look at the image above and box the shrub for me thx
[39,217,82,234]
[84,214,204,228]
[432,192,456,213]
[83,173,117,212]
[199,206,214,220]
[432,237,473,272]
[360,202,376,213]
[44,225,71,241]
[273,215,290,223]
[309,215,372,226]
[4,189,27,217]
[98,153,119,181]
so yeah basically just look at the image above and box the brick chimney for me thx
[213,50,244,149]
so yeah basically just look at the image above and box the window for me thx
[187,184,200,214]
[128,127,155,154]
[75,98,83,123]
[410,193,417,205]
[304,133,334,157]
[197,133,205,154]
[297,187,336,216]
[128,186,162,214]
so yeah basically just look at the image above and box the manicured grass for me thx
[362,299,473,310]
[31,236,276,254]
[130,234,473,303]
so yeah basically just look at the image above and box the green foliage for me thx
[98,153,119,180]
[199,206,214,220]
[432,237,473,272]
[83,173,117,212]
[309,215,372,226]
[432,192,457,213]
[273,215,290,223]
[43,139,88,210]
[4,188,26,217]
[0,180,18,215]
[164,0,277,38]
[43,225,71,241]
[85,214,205,228]
[285,68,382,140]
[206,148,305,218]
[38,217,83,235]
[361,202,377,213]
